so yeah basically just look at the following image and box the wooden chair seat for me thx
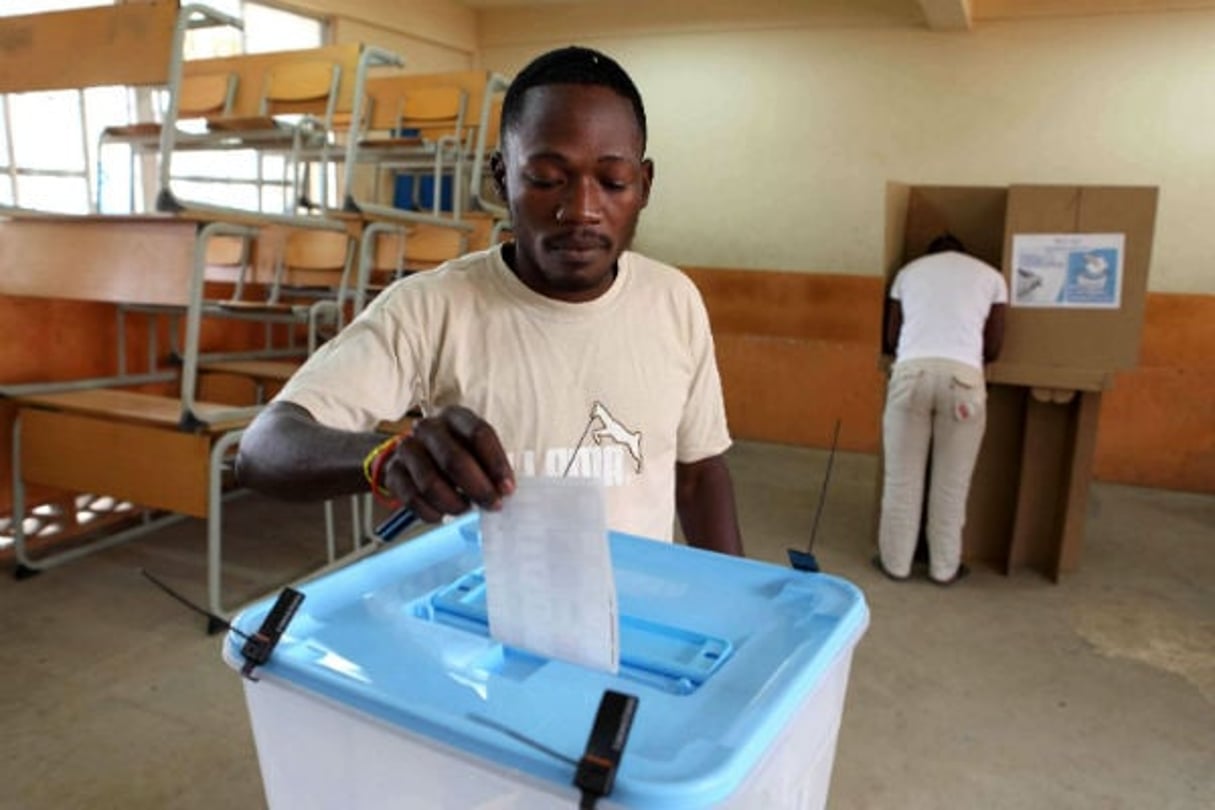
[199,360,301,383]
[206,115,287,133]
[214,300,303,315]
[358,136,426,149]
[101,73,235,148]
[103,122,163,138]
[15,389,250,433]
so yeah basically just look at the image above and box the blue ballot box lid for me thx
[225,515,869,808]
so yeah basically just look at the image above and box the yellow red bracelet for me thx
[362,433,405,504]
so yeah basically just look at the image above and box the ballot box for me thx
[223,514,869,809]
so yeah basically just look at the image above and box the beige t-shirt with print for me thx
[274,245,731,541]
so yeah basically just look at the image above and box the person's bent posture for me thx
[877,233,1007,583]
[236,46,743,556]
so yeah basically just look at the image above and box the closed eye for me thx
[523,173,562,189]
[600,171,637,191]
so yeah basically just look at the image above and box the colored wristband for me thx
[362,433,406,506]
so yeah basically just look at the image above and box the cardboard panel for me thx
[1075,186,1156,365]
[963,385,1026,570]
[900,185,1008,270]
[986,364,1111,391]
[20,408,211,518]
[1007,396,1072,575]
[0,2,177,93]
[884,182,911,276]
[997,184,1157,375]
[1056,391,1102,575]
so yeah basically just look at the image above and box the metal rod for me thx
[806,419,842,554]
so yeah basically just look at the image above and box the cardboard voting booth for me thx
[882,183,1158,579]
[223,515,870,809]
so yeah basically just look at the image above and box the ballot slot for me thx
[416,568,734,694]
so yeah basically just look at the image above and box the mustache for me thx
[544,230,612,250]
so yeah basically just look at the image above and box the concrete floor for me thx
[1,440,1212,809]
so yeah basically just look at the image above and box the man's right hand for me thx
[380,406,516,522]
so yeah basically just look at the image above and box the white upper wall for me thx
[295,0,477,71]
[478,7,1215,293]
[333,17,473,72]
[294,0,477,52]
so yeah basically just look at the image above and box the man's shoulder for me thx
[422,246,499,281]
[384,247,499,297]
[623,251,701,297]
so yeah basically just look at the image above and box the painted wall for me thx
[479,5,1215,294]
[289,0,476,55]
[332,18,473,73]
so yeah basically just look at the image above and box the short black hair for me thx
[926,232,966,255]
[500,46,647,149]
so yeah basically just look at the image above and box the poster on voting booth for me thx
[1011,233,1124,309]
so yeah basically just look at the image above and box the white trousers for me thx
[878,358,987,581]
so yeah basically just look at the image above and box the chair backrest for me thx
[179,73,236,118]
[201,233,257,289]
[399,224,468,271]
[364,227,407,284]
[402,86,464,122]
[366,224,466,273]
[282,229,352,287]
[261,60,340,116]
[476,97,504,151]
[395,86,466,142]
[365,71,488,130]
[206,234,247,267]
[466,74,510,218]
[186,43,364,121]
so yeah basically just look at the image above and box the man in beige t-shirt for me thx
[236,46,742,555]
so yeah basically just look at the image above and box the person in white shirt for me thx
[235,46,743,556]
[877,233,1008,583]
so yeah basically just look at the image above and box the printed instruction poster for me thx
[1010,233,1125,309]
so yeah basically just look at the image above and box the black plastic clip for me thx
[373,506,417,543]
[574,690,639,809]
[240,586,305,681]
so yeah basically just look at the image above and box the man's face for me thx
[491,84,653,302]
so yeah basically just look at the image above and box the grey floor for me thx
[1,441,1212,809]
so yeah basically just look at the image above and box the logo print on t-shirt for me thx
[590,400,643,473]
[520,401,644,484]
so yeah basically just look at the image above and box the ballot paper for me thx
[479,476,619,673]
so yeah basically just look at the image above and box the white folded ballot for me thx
[479,476,619,673]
